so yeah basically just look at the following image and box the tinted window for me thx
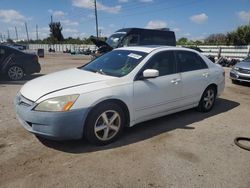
[176,51,208,72]
[121,35,140,46]
[81,50,147,77]
[0,48,5,59]
[141,51,176,76]
[140,32,176,46]
[243,56,250,62]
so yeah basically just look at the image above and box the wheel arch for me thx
[86,98,131,127]
[206,83,218,96]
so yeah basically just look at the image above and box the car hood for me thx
[90,36,113,49]
[20,68,114,102]
[235,61,250,69]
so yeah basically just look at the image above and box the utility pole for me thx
[36,24,39,40]
[94,0,99,38]
[25,22,30,49]
[0,33,3,42]
[51,15,53,24]
[15,26,18,41]
[7,29,10,39]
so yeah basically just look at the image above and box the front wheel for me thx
[7,65,24,80]
[197,86,216,112]
[84,102,125,145]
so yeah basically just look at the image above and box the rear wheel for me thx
[84,102,125,145]
[7,65,24,80]
[197,86,216,112]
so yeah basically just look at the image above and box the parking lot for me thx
[0,53,249,188]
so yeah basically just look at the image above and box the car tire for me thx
[231,79,238,84]
[7,65,24,80]
[84,102,125,145]
[197,86,216,112]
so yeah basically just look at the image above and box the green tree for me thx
[204,33,226,45]
[177,37,188,45]
[226,24,250,45]
[49,22,64,43]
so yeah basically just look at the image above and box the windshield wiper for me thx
[96,69,106,75]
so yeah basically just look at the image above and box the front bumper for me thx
[230,70,250,83]
[14,94,89,140]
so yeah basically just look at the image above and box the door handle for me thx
[202,73,209,78]
[171,78,181,84]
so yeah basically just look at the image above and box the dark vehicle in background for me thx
[91,27,176,56]
[0,45,41,80]
[3,43,27,51]
[230,56,250,84]
[10,43,27,51]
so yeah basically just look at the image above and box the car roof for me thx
[116,45,199,54]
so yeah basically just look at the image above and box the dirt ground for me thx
[0,53,249,188]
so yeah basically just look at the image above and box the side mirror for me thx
[143,69,159,79]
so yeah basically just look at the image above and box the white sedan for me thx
[15,46,225,145]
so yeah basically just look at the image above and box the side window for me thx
[142,51,176,77]
[127,35,139,46]
[0,48,5,58]
[176,51,208,72]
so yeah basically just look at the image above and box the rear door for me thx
[175,50,210,106]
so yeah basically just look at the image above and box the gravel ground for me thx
[0,53,249,188]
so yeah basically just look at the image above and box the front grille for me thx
[238,76,250,81]
[238,68,250,74]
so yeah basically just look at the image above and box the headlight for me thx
[34,94,79,112]
[233,67,239,71]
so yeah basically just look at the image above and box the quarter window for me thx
[176,51,208,72]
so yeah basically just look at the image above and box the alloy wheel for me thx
[94,110,121,141]
[203,89,215,110]
[8,66,24,80]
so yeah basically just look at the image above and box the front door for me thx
[133,51,182,122]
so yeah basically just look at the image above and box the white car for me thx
[15,46,225,145]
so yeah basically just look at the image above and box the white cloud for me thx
[118,0,128,2]
[64,28,79,33]
[0,9,26,24]
[61,19,79,26]
[190,13,208,24]
[72,0,121,14]
[145,20,167,29]
[48,9,67,18]
[183,33,191,36]
[173,28,180,32]
[139,0,153,2]
[237,11,250,22]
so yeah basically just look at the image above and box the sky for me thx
[0,0,250,41]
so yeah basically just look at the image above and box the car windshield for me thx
[243,56,250,62]
[106,33,126,48]
[81,50,147,77]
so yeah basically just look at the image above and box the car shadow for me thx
[38,98,240,154]
[234,81,250,87]
[0,74,45,85]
